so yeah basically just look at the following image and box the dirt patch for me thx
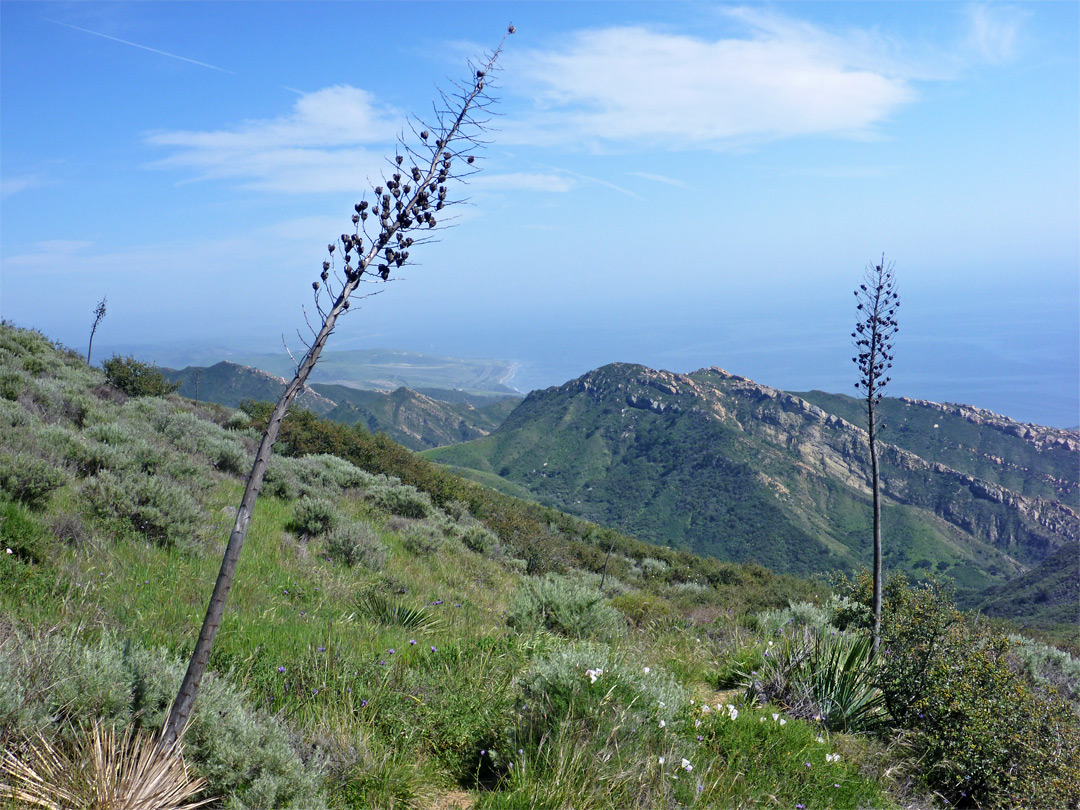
[429,789,475,810]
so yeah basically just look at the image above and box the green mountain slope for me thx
[978,542,1080,632]
[427,363,1079,600]
[313,383,519,451]
[162,361,521,451]
[163,360,337,415]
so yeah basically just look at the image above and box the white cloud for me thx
[963,4,1024,64]
[628,172,690,189]
[146,86,406,192]
[504,20,918,149]
[1,175,44,198]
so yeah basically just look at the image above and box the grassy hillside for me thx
[1,323,1078,809]
[426,364,1077,610]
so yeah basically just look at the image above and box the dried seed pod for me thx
[467,155,475,164]
[327,243,335,254]
[420,130,429,140]
[378,265,390,280]
[322,261,330,271]
[508,24,515,33]
[355,203,363,213]
[352,214,360,224]
[412,167,422,182]
[395,155,403,165]
[343,299,350,310]
[312,281,320,290]
[374,186,383,195]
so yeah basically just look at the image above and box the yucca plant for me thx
[741,627,886,733]
[0,718,213,810]
[356,591,443,632]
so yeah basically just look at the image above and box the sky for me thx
[2,1,1077,426]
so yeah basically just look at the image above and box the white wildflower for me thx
[681,758,693,772]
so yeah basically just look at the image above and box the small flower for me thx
[772,713,780,722]
[797,805,806,810]
[643,667,650,674]
[681,758,693,772]
[277,666,286,673]
[409,639,417,645]
[804,762,812,769]
[694,719,701,727]
[317,646,326,652]
[388,649,395,655]
[658,719,666,728]
[658,756,665,765]
[816,736,825,743]
[361,699,368,708]
[585,667,603,683]
[701,704,710,713]
[4,549,11,555]
[697,735,703,741]
[431,646,437,652]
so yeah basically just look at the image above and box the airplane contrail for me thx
[44,18,235,73]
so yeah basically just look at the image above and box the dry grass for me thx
[0,718,213,810]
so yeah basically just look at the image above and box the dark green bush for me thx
[101,355,179,398]
[840,573,1080,807]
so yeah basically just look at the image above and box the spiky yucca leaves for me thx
[0,719,212,810]
[741,626,886,733]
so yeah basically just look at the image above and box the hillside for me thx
[427,363,1079,606]
[1,324,1078,808]
[162,361,521,451]
[163,360,338,416]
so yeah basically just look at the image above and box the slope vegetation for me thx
[427,363,1078,603]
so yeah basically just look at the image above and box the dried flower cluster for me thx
[851,255,899,405]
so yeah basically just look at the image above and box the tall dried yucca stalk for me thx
[0,719,213,810]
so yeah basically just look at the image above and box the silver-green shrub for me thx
[0,629,326,809]
[507,573,625,640]
[325,522,387,569]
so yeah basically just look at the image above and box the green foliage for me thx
[839,573,1080,807]
[507,573,625,640]
[0,629,326,809]
[0,499,50,565]
[101,354,180,398]
[288,495,339,538]
[741,626,886,733]
[355,591,443,632]
[324,522,386,569]
[81,468,200,547]
[369,483,432,519]
[0,451,67,508]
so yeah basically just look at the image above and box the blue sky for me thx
[2,1,1077,425]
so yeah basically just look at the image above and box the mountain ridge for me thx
[427,361,1078,606]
